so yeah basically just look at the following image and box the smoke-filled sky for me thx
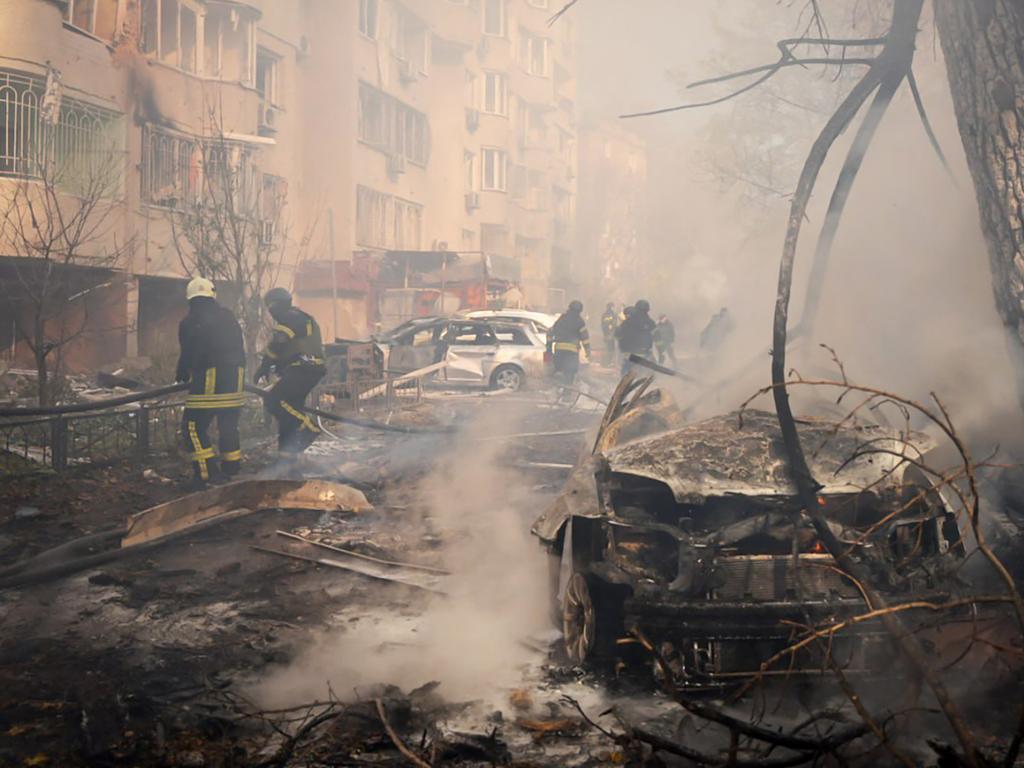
[574,1,1024,449]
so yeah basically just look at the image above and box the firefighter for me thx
[176,277,246,487]
[253,288,326,456]
[654,314,677,367]
[547,300,591,386]
[600,302,618,363]
[615,299,656,374]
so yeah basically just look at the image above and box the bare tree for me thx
[165,104,309,355]
[0,123,133,406]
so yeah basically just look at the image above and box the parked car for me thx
[380,317,548,391]
[457,309,559,335]
[533,374,967,688]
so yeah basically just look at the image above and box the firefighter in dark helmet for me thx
[253,288,326,456]
[176,276,246,487]
[547,299,591,386]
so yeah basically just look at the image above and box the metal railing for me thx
[0,398,266,476]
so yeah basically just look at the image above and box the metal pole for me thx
[329,209,338,342]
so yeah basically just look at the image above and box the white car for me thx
[458,309,559,335]
[383,317,548,390]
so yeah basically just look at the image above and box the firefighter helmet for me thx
[263,287,292,307]
[635,299,651,313]
[568,300,583,313]
[186,276,216,300]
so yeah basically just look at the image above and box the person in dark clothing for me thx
[254,288,326,456]
[654,315,677,367]
[176,277,246,486]
[600,302,618,363]
[547,300,591,386]
[615,299,656,375]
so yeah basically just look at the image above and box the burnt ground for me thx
[3,381,1021,768]
[0,386,637,767]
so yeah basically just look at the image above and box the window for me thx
[526,0,549,7]
[256,49,279,106]
[138,0,218,76]
[180,5,197,73]
[481,147,506,191]
[518,101,546,147]
[356,185,423,249]
[63,0,118,40]
[359,0,379,39]
[358,82,430,166]
[481,71,507,116]
[142,126,257,210]
[519,30,548,76]
[0,68,123,189]
[482,0,505,37]
[393,5,430,74]
[493,326,532,345]
[464,151,474,191]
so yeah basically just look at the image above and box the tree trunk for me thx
[934,1,1024,411]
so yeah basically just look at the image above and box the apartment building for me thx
[0,0,576,374]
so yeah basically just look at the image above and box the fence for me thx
[0,399,267,476]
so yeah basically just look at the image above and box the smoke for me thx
[575,0,1024,450]
[250,401,551,708]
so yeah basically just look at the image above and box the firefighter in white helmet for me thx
[175,277,246,487]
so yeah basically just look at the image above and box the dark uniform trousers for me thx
[181,364,245,481]
[266,363,326,454]
[552,344,581,386]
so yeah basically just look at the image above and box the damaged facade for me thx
[0,0,578,372]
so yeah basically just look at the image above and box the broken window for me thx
[482,0,505,37]
[179,5,197,73]
[481,71,507,116]
[359,0,379,39]
[519,30,548,77]
[141,125,256,210]
[393,5,429,74]
[140,0,158,54]
[358,82,430,166]
[160,0,179,66]
[256,48,279,107]
[63,0,118,40]
[481,147,506,192]
[356,185,423,250]
[189,2,253,82]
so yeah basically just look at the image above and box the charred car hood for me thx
[605,410,928,504]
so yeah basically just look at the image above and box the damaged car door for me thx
[442,321,499,383]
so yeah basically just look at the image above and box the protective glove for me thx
[253,359,272,385]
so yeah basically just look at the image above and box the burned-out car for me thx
[533,375,965,688]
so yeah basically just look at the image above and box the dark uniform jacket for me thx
[176,297,246,409]
[616,311,656,354]
[601,310,618,339]
[548,311,591,355]
[263,306,325,370]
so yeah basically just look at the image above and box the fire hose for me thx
[0,381,453,434]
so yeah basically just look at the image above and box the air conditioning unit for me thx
[258,220,275,245]
[387,152,407,177]
[258,104,280,134]
[398,59,418,84]
[465,108,480,132]
[465,191,480,211]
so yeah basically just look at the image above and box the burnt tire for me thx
[562,572,626,664]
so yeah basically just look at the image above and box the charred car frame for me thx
[533,375,966,689]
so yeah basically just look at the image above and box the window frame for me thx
[482,0,506,37]
[359,0,380,40]
[481,71,508,116]
[520,29,549,77]
[63,0,119,41]
[480,146,507,192]
[255,47,281,107]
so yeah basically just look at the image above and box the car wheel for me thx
[563,572,596,663]
[491,364,524,391]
